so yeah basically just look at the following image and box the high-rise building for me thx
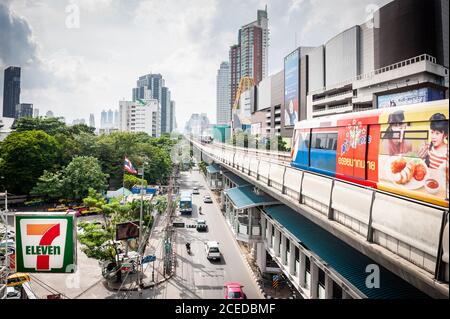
[170,101,176,132]
[216,62,231,125]
[114,110,119,128]
[119,99,161,137]
[72,119,86,125]
[185,113,210,137]
[132,74,164,102]
[161,87,171,134]
[2,66,21,118]
[100,110,107,127]
[107,109,114,125]
[132,73,175,133]
[89,113,95,128]
[33,108,39,118]
[15,103,33,119]
[229,7,269,109]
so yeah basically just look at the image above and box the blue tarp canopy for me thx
[222,171,249,187]
[263,205,429,299]
[206,164,221,174]
[106,187,132,198]
[224,185,279,210]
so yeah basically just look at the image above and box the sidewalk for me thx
[107,209,175,292]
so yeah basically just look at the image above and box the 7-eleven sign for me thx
[15,213,76,273]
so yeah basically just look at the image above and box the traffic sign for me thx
[142,255,156,263]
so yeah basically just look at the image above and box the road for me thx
[142,168,262,299]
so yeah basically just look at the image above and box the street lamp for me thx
[137,156,148,290]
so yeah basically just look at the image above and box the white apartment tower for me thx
[216,62,231,125]
[119,99,161,137]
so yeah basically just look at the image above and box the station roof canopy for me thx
[222,171,250,187]
[224,185,279,210]
[263,205,429,299]
[206,164,221,174]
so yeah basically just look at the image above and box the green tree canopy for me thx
[0,130,59,194]
[123,173,147,189]
[62,156,108,200]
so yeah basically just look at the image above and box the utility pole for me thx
[137,160,146,291]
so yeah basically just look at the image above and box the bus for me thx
[179,191,193,215]
[290,99,449,208]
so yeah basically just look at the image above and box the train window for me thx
[311,133,337,150]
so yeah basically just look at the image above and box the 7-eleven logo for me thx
[20,219,68,271]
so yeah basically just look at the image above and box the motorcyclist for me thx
[185,242,191,253]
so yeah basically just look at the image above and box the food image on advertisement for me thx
[385,157,429,189]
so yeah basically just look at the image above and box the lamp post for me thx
[137,157,148,290]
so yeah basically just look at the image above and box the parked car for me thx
[223,282,246,299]
[205,241,221,260]
[203,195,212,203]
[192,187,200,194]
[6,286,21,299]
[196,219,208,232]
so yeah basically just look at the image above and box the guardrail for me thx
[192,139,449,297]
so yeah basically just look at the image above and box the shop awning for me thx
[224,185,279,210]
[263,205,429,299]
[222,171,250,187]
[206,164,221,174]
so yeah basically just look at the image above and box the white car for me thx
[203,195,212,203]
[205,241,221,260]
[193,187,200,195]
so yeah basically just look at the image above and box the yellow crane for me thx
[232,76,256,111]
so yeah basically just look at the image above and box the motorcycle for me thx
[186,243,191,254]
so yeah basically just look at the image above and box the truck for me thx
[179,191,192,215]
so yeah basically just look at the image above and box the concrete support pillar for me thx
[281,234,287,265]
[251,242,257,259]
[267,222,273,248]
[289,242,296,276]
[299,252,306,288]
[310,262,319,299]
[261,216,267,243]
[325,274,334,299]
[256,242,267,273]
[274,228,281,257]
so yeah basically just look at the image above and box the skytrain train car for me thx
[291,99,449,208]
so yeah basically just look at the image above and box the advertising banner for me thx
[284,49,299,127]
[14,213,76,273]
[377,88,444,108]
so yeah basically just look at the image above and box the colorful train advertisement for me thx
[377,104,448,207]
[293,100,449,207]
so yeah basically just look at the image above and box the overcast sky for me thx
[0,0,392,129]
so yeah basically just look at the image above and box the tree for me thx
[30,170,65,199]
[153,195,168,214]
[14,117,67,135]
[62,156,108,200]
[123,174,147,190]
[0,130,59,194]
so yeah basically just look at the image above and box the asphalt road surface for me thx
[144,168,262,299]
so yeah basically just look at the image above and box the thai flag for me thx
[124,157,138,174]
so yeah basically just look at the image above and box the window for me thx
[332,281,343,299]
[311,133,337,150]
[305,256,311,289]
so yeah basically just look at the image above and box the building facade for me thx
[229,8,269,111]
[216,62,231,125]
[2,66,21,118]
[89,113,95,128]
[306,0,449,119]
[15,103,33,119]
[119,99,161,137]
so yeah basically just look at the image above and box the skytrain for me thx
[291,99,449,208]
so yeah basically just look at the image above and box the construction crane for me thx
[232,76,256,111]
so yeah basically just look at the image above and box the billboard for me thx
[377,88,444,108]
[284,49,299,127]
[116,221,140,241]
[14,213,76,273]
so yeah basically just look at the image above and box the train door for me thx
[309,128,338,177]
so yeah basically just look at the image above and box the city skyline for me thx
[0,0,392,129]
